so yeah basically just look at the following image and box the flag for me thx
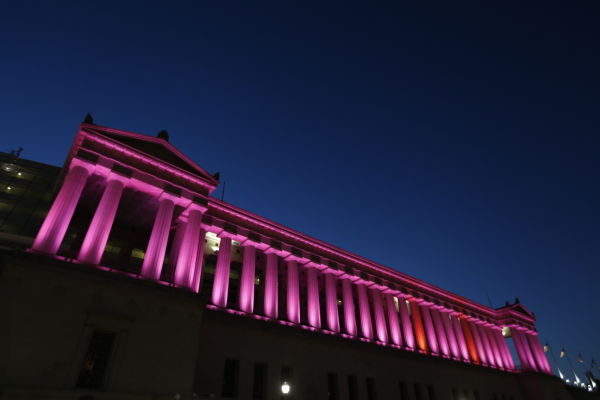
[543,342,550,353]
[578,353,584,364]
[560,348,566,358]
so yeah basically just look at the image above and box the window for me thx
[399,381,409,400]
[327,372,339,400]
[427,385,437,400]
[366,377,377,400]
[451,388,459,400]
[76,330,116,389]
[414,383,423,400]
[221,359,240,398]
[253,363,268,400]
[473,390,480,400]
[348,375,358,400]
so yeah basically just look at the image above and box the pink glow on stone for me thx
[341,279,357,336]
[527,333,551,374]
[173,208,204,289]
[32,165,90,255]
[238,245,256,313]
[306,267,321,328]
[191,230,206,293]
[324,273,340,332]
[479,323,497,368]
[494,329,514,370]
[168,221,187,273]
[356,284,373,340]
[141,197,175,281]
[371,288,388,343]
[78,178,124,265]
[286,259,301,323]
[441,311,460,359]
[211,236,232,307]
[430,308,450,357]
[469,320,488,365]
[420,305,439,355]
[516,328,538,371]
[511,328,534,370]
[485,326,504,369]
[398,297,415,350]
[451,315,470,362]
[263,253,279,318]
[384,293,402,347]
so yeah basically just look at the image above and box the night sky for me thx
[2,2,598,376]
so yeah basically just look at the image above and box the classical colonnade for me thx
[31,162,551,374]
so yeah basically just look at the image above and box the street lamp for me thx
[281,381,290,395]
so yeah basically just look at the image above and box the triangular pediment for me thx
[84,125,219,186]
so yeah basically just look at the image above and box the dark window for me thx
[366,377,377,400]
[327,372,339,400]
[473,391,480,400]
[399,381,409,400]
[253,363,268,400]
[427,385,436,400]
[493,395,499,400]
[282,365,293,396]
[463,389,470,400]
[414,383,423,400]
[348,375,358,400]
[451,388,459,400]
[221,359,240,398]
[76,330,116,389]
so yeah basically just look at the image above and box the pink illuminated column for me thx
[398,297,415,350]
[324,273,340,332]
[493,329,514,369]
[469,320,488,365]
[356,283,373,340]
[211,236,233,307]
[475,322,496,367]
[370,288,388,343]
[191,230,206,293]
[168,221,186,272]
[286,259,301,323]
[384,293,403,346]
[306,267,321,328]
[77,178,125,265]
[341,278,357,336]
[420,304,439,354]
[441,310,460,359]
[32,165,90,254]
[513,328,537,371]
[452,314,470,362]
[141,196,175,281]
[263,253,279,318]
[485,326,504,369]
[238,245,256,313]
[173,207,204,289]
[430,308,450,357]
[526,333,551,373]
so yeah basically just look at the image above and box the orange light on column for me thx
[409,300,428,353]
[459,316,480,364]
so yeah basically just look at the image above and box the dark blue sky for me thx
[2,2,598,374]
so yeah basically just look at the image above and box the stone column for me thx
[420,304,439,355]
[324,273,340,332]
[173,207,205,289]
[306,266,321,328]
[191,230,206,293]
[398,296,415,350]
[452,315,470,362]
[459,317,479,364]
[211,236,233,307]
[495,329,515,370]
[475,322,496,367]
[511,327,534,370]
[384,293,403,347]
[431,308,450,357]
[263,252,279,318]
[485,326,504,369]
[409,300,428,353]
[341,278,357,336]
[371,288,388,343]
[141,196,175,281]
[286,259,301,323]
[238,244,257,313]
[33,164,90,254]
[77,177,125,265]
[469,319,488,366]
[527,333,551,374]
[441,310,460,359]
[356,283,373,340]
